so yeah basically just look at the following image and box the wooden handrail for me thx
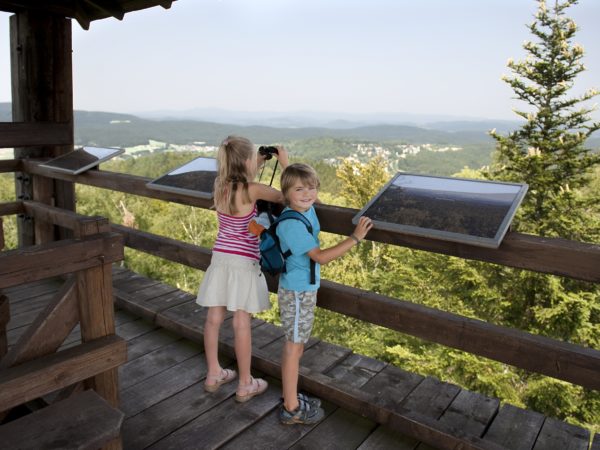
[22,162,600,282]
[0,232,123,289]
[0,159,21,173]
[111,224,600,390]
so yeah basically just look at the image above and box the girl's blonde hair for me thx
[280,163,320,204]
[214,136,254,214]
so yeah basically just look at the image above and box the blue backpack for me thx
[258,210,316,284]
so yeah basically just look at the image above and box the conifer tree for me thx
[490,0,600,241]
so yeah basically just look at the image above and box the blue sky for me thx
[1,0,599,121]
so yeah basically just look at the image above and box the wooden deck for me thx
[2,267,595,450]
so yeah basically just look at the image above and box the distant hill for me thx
[1,103,598,150]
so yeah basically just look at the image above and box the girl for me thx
[197,135,288,402]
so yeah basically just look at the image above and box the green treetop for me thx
[490,0,600,241]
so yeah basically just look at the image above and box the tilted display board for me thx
[146,156,217,199]
[39,146,125,175]
[352,172,528,248]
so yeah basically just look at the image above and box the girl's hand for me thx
[275,146,289,169]
[353,216,373,241]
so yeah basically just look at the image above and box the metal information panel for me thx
[353,172,528,248]
[146,156,217,199]
[39,146,125,175]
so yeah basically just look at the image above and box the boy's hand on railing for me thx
[352,216,373,242]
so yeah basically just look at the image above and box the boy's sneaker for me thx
[279,396,325,425]
[298,392,321,408]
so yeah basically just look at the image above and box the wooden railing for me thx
[2,158,598,392]
[0,200,126,449]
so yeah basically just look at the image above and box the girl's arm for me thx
[307,216,372,265]
[248,182,285,204]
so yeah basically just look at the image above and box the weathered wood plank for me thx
[326,353,387,388]
[251,321,286,349]
[0,389,123,450]
[435,390,500,438]
[154,301,210,342]
[401,377,461,420]
[120,354,213,418]
[0,295,8,358]
[119,339,201,390]
[113,271,162,294]
[1,277,78,368]
[0,335,126,411]
[301,340,353,374]
[0,232,124,289]
[532,416,590,450]
[0,122,72,147]
[358,425,420,450]
[147,385,280,450]
[125,327,180,362]
[0,201,22,217]
[0,159,20,173]
[121,378,237,449]
[1,278,62,301]
[22,200,109,236]
[483,404,545,450]
[220,396,338,450]
[591,433,600,450]
[291,408,377,449]
[361,364,424,410]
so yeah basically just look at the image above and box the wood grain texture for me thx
[0,389,123,450]
[0,334,126,411]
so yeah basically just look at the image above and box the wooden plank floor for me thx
[1,268,593,450]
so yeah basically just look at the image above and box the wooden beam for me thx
[111,224,212,269]
[0,296,9,358]
[0,201,24,217]
[1,277,78,369]
[315,279,600,391]
[0,159,20,173]
[22,201,109,237]
[0,122,72,148]
[0,232,124,289]
[0,335,126,412]
[23,162,600,283]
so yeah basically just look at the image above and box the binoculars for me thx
[258,145,279,160]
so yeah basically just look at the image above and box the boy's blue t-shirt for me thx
[276,206,321,291]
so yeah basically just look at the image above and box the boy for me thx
[276,163,372,424]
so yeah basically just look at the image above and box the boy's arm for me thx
[307,216,373,265]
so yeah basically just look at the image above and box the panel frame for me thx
[38,146,124,175]
[145,156,217,200]
[352,172,528,249]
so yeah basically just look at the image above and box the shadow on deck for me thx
[3,266,594,450]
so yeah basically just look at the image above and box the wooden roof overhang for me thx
[0,0,176,29]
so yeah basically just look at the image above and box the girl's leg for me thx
[204,306,226,378]
[232,309,252,385]
[281,340,304,412]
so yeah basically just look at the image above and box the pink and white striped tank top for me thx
[213,205,260,260]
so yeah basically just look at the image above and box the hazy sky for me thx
[1,0,599,121]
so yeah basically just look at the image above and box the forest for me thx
[1,0,599,436]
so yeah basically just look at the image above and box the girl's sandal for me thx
[235,377,268,403]
[204,368,237,393]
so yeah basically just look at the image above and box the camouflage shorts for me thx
[278,287,318,344]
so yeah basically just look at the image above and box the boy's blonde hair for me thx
[214,135,254,214]
[280,163,320,204]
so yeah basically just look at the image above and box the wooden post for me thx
[0,295,9,359]
[10,11,74,246]
[0,217,4,250]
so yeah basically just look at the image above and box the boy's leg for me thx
[232,309,252,385]
[281,340,304,412]
[204,306,226,377]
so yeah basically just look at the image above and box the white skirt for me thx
[196,251,270,313]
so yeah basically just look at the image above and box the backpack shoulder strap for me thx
[272,210,316,285]
[274,210,313,233]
